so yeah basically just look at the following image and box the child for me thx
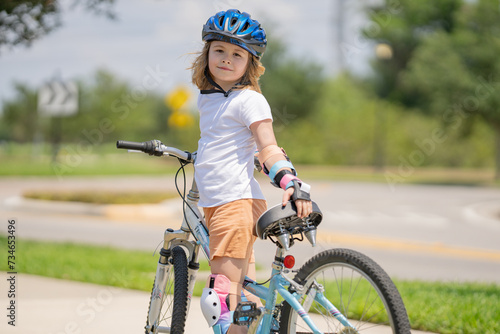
[191,9,313,334]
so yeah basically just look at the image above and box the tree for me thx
[0,0,115,52]
[401,0,500,177]
[259,38,325,130]
[363,0,462,101]
[360,0,464,170]
[1,82,39,142]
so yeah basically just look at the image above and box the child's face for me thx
[208,41,250,91]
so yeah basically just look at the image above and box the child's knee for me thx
[200,274,243,330]
[201,274,231,326]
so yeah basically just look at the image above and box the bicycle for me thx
[116,139,411,334]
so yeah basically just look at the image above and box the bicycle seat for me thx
[256,201,322,240]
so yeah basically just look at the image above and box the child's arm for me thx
[250,119,313,218]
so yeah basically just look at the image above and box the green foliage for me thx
[277,74,494,168]
[401,31,473,116]
[402,0,500,124]
[1,82,39,142]
[363,0,463,100]
[362,0,500,175]
[260,38,325,126]
[70,69,166,143]
[399,0,500,174]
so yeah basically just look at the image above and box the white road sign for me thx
[38,80,78,116]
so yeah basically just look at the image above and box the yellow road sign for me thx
[165,86,191,110]
[168,111,194,128]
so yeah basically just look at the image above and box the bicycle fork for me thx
[148,259,171,328]
[148,228,188,330]
[148,227,202,332]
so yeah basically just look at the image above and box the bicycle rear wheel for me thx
[146,246,189,334]
[279,248,411,334]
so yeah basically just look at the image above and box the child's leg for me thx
[211,256,250,334]
[203,199,267,333]
[211,256,248,309]
[244,260,263,307]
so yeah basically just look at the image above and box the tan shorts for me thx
[204,199,267,262]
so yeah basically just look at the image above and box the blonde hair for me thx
[190,42,266,94]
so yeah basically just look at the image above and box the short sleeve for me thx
[239,90,273,128]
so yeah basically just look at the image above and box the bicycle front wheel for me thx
[146,246,189,334]
[279,248,411,334]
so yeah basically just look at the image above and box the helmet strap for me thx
[200,67,250,97]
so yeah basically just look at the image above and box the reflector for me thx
[284,255,295,269]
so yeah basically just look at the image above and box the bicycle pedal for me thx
[232,301,261,326]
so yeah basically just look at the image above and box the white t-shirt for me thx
[194,89,273,207]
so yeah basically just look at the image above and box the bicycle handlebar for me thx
[116,140,194,162]
[116,140,153,152]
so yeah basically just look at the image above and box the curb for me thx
[463,200,500,228]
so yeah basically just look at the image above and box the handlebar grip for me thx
[117,139,193,161]
[116,140,147,151]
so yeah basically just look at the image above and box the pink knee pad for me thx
[209,274,231,314]
[200,274,231,327]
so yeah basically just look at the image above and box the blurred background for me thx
[1,0,499,181]
[1,1,500,333]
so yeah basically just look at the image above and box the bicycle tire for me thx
[279,248,411,334]
[145,246,189,334]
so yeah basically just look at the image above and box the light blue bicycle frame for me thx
[240,247,355,334]
[144,146,356,334]
[178,178,356,334]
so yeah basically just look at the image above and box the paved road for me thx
[1,176,499,282]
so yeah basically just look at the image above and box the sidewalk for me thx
[1,273,212,334]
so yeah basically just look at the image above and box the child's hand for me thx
[282,187,313,218]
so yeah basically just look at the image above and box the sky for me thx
[0,0,378,110]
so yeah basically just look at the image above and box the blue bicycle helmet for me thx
[202,9,267,58]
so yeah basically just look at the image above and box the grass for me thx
[1,236,498,333]
[395,280,500,334]
[0,235,210,291]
